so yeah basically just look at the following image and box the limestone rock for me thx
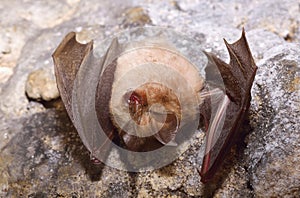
[25,68,59,101]
[246,43,300,197]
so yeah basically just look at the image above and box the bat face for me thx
[52,27,257,182]
[122,82,181,140]
[106,82,182,152]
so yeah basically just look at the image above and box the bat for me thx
[52,28,257,182]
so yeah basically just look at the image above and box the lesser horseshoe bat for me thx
[52,28,257,183]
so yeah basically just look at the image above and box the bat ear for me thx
[52,32,93,121]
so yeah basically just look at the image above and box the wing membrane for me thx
[200,30,257,182]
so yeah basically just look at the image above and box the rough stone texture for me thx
[25,68,59,101]
[0,0,299,197]
[246,43,300,197]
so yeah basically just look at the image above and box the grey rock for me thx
[244,1,300,42]
[246,43,300,197]
[122,6,152,28]
[0,67,13,86]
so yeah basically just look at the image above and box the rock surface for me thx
[25,68,59,101]
[246,43,300,197]
[0,0,299,197]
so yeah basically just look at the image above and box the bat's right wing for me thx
[200,29,257,183]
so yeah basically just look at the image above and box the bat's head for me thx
[108,47,205,150]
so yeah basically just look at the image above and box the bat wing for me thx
[200,29,257,183]
[52,32,93,122]
[52,33,119,162]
